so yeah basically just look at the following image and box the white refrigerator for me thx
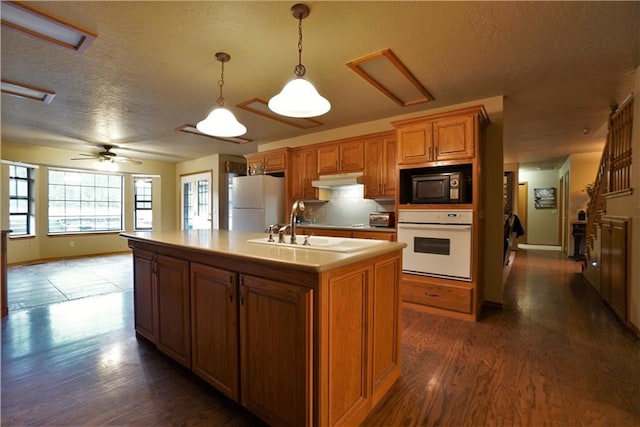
[231,175,285,232]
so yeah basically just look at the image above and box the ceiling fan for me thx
[71,145,142,165]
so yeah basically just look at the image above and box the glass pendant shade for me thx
[268,77,331,118]
[196,106,247,137]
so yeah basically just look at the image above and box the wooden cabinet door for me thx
[609,220,627,321]
[365,135,396,199]
[155,254,191,368]
[371,256,401,404]
[340,140,365,172]
[600,222,612,304]
[364,138,384,198]
[239,274,313,427]
[381,136,397,197]
[133,249,156,343]
[434,114,474,160]
[318,141,364,174]
[291,148,318,200]
[397,122,434,165]
[317,144,340,174]
[191,263,239,400]
[264,150,287,173]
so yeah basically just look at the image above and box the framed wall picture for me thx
[534,187,557,208]
[503,171,514,214]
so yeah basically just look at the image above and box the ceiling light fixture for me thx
[196,52,247,138]
[1,1,96,53]
[268,3,330,118]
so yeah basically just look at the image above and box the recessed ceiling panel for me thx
[1,0,96,52]
[176,125,252,145]
[1,79,55,104]
[347,49,434,107]
[236,98,323,129]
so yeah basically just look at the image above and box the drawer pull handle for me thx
[425,292,439,298]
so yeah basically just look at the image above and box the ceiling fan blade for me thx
[77,153,96,157]
[70,157,94,160]
[114,157,142,164]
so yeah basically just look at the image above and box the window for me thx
[48,169,123,234]
[9,165,35,236]
[134,177,153,230]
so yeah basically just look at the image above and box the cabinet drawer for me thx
[402,280,472,313]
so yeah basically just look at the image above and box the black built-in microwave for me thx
[411,172,466,204]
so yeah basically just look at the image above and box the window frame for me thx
[134,177,153,231]
[47,168,124,235]
[8,164,35,237]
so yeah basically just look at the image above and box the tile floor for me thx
[7,253,133,311]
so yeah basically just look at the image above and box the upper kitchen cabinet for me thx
[393,106,489,167]
[289,147,318,200]
[317,139,364,174]
[364,131,397,199]
[244,148,289,175]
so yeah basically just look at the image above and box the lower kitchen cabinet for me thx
[133,249,191,368]
[402,273,473,314]
[155,254,191,368]
[190,263,239,400]
[127,236,403,427]
[240,274,313,426]
[133,248,155,343]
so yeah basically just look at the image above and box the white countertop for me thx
[121,229,405,272]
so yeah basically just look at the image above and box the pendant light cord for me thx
[294,15,306,77]
[217,61,225,106]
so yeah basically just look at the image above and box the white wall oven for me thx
[397,209,473,281]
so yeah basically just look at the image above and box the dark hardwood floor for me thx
[2,249,639,426]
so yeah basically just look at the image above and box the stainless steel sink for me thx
[247,235,386,253]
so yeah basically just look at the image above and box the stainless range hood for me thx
[311,172,364,188]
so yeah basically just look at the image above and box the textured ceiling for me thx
[1,1,638,167]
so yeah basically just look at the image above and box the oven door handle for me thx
[398,223,472,232]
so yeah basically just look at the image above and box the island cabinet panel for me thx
[133,249,156,343]
[371,257,401,404]
[326,267,370,427]
[155,255,191,368]
[240,274,313,427]
[190,263,239,400]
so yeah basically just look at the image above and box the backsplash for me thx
[301,186,394,226]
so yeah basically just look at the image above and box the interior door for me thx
[181,172,212,230]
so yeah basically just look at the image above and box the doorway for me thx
[180,172,212,230]
[518,182,528,244]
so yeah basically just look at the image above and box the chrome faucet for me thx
[288,200,305,244]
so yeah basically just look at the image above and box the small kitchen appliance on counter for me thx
[369,211,395,227]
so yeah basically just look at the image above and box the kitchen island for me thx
[121,230,405,427]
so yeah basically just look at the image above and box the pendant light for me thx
[197,52,247,138]
[268,3,331,118]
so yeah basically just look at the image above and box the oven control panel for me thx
[398,209,473,224]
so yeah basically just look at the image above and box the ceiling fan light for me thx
[268,77,331,118]
[196,107,247,138]
[94,159,118,172]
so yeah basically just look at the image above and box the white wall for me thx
[518,169,560,245]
